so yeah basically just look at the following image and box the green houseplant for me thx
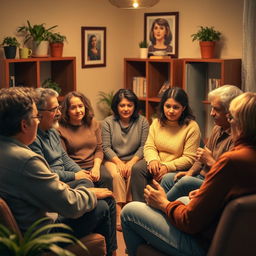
[191,26,221,58]
[138,40,149,58]
[1,36,20,59]
[42,78,62,94]
[17,20,57,57]
[97,91,114,117]
[138,40,148,48]
[0,217,88,256]
[48,32,67,57]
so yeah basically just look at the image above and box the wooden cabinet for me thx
[0,57,76,97]
[124,58,183,121]
[183,58,241,139]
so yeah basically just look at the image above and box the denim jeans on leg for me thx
[121,201,206,256]
[166,175,204,201]
[160,172,177,193]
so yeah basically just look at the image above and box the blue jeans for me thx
[121,201,206,256]
[161,174,204,201]
[59,197,117,256]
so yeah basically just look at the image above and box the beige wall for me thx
[0,0,244,119]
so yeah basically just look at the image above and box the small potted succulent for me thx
[48,32,67,57]
[17,20,57,57]
[1,36,20,59]
[138,40,149,58]
[191,26,221,58]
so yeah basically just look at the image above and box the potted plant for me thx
[42,78,62,94]
[191,26,221,58]
[97,90,114,117]
[139,40,149,58]
[0,217,88,255]
[17,20,57,57]
[48,32,67,57]
[1,36,20,59]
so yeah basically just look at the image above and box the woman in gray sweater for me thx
[102,89,149,231]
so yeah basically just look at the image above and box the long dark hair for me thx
[111,89,140,121]
[60,91,94,126]
[149,18,172,46]
[158,87,195,126]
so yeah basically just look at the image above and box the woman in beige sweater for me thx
[131,87,201,202]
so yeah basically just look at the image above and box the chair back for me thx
[0,197,23,240]
[207,194,256,256]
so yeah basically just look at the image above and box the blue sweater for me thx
[29,128,81,182]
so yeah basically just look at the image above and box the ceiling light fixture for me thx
[109,0,160,9]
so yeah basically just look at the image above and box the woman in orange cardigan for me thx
[121,92,256,256]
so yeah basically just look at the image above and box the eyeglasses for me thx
[31,114,43,121]
[38,105,62,113]
[226,113,234,122]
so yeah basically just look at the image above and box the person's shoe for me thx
[116,224,122,232]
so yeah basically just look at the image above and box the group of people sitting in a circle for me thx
[0,84,255,256]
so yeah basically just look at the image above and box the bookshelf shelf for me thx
[183,58,241,139]
[0,57,76,97]
[124,58,182,121]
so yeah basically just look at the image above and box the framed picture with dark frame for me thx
[81,26,106,68]
[144,12,179,58]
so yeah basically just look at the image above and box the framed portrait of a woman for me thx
[81,26,106,68]
[144,12,179,58]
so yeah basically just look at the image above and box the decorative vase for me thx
[32,41,49,57]
[4,46,17,59]
[140,48,148,58]
[199,41,215,59]
[50,43,64,57]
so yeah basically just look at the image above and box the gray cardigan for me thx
[102,115,149,161]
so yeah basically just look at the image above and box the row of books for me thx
[133,76,147,97]
[208,78,221,91]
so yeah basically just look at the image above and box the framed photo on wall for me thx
[81,26,106,68]
[144,12,179,58]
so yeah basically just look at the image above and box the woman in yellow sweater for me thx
[131,87,201,202]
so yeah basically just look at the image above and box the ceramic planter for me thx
[4,46,17,59]
[32,41,49,57]
[139,48,148,58]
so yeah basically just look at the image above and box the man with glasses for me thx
[0,87,116,255]
[29,88,117,256]
[161,85,243,201]
[30,88,96,184]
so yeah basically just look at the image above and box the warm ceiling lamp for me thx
[109,0,160,9]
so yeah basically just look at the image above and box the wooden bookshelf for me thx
[124,58,183,121]
[0,57,76,97]
[183,58,241,139]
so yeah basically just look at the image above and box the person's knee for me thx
[121,201,145,221]
[160,173,176,188]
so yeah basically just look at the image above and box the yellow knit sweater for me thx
[144,119,201,172]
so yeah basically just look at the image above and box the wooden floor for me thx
[116,230,127,256]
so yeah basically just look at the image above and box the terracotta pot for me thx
[199,41,215,59]
[50,43,64,57]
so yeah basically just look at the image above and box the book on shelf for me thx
[9,76,15,87]
[157,81,170,97]
[208,78,221,92]
[149,55,171,59]
[132,76,146,97]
